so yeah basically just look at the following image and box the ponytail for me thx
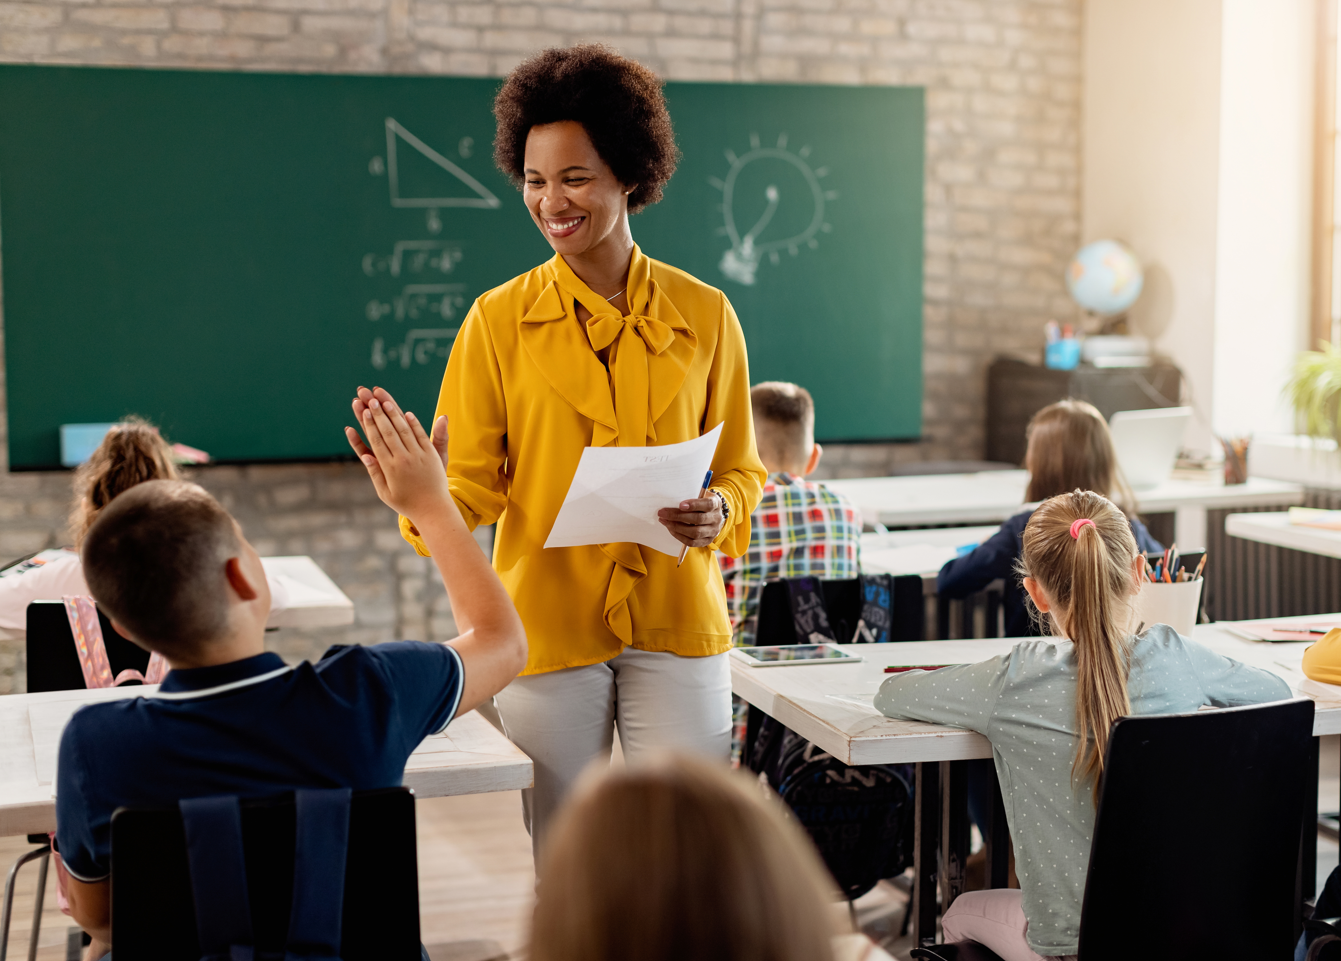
[1018,490,1138,805]
[70,416,180,545]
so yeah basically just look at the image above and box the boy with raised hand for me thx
[58,393,526,958]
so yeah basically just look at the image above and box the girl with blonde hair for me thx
[0,417,289,639]
[938,399,1161,639]
[530,754,843,961]
[876,490,1288,961]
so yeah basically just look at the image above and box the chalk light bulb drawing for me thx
[712,133,836,286]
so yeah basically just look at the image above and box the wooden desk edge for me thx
[404,758,534,797]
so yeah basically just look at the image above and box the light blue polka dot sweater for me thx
[873,624,1291,956]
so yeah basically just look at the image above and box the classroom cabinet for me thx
[985,358,1184,466]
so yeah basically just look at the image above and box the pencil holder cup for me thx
[1130,579,1203,637]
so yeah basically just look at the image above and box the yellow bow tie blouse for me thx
[399,246,766,676]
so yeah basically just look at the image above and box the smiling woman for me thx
[395,45,766,861]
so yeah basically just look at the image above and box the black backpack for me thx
[749,715,914,900]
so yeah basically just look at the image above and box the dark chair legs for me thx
[0,843,51,961]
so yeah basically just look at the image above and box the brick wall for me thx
[0,0,1081,690]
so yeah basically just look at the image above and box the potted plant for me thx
[1262,343,1341,487]
[1287,342,1341,445]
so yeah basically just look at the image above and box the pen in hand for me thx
[677,469,714,568]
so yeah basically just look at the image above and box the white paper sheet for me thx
[29,701,85,785]
[544,423,724,557]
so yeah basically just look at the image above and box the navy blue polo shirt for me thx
[55,642,464,882]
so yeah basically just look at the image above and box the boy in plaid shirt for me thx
[719,382,861,758]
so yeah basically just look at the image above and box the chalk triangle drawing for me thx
[385,118,501,209]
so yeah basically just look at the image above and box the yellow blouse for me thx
[400,245,766,675]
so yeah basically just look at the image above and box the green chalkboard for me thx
[0,66,922,468]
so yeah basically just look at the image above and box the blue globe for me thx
[1066,240,1144,315]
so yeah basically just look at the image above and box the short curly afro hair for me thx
[493,45,679,214]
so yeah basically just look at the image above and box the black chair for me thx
[755,575,926,644]
[25,599,149,693]
[743,576,924,761]
[2,600,152,958]
[111,786,421,960]
[912,698,1315,961]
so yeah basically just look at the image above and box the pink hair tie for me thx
[1070,518,1096,539]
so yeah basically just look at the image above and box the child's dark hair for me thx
[69,416,179,545]
[82,480,239,652]
[1017,489,1139,804]
[750,381,814,469]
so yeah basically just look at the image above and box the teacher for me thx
[398,45,766,857]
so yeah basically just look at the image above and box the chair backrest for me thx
[756,576,926,644]
[25,599,149,693]
[1077,698,1314,961]
[111,786,421,960]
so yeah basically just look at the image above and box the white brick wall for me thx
[0,0,1081,689]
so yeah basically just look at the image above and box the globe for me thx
[1066,239,1144,316]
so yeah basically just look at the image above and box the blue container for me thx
[1045,338,1082,370]
[60,423,115,467]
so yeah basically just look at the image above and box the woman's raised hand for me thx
[345,386,451,521]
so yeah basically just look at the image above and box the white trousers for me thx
[493,646,732,864]
[941,890,1077,961]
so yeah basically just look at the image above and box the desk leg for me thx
[913,761,940,947]
[941,760,971,914]
[985,775,1010,889]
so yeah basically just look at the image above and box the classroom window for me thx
[1316,0,1341,346]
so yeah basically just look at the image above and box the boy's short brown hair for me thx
[751,381,815,467]
[82,480,240,652]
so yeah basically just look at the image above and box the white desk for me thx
[0,685,532,837]
[730,615,1341,767]
[826,471,1303,548]
[859,527,998,585]
[731,616,1337,946]
[261,555,355,629]
[1225,512,1341,560]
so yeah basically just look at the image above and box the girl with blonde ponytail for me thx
[875,489,1290,961]
[0,417,292,639]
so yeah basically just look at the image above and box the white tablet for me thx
[729,644,863,668]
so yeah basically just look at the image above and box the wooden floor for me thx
[4,736,1339,960]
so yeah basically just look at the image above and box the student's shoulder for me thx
[1002,635,1075,675]
[1130,622,1197,660]
[1127,514,1163,552]
[1002,507,1035,536]
[812,479,857,507]
[61,694,153,750]
[314,640,462,689]
[0,548,85,588]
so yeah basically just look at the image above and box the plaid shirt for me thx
[717,472,862,648]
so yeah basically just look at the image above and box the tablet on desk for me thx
[730,644,863,667]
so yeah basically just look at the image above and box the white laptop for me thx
[1109,407,1192,490]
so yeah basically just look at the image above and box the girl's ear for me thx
[1129,553,1146,594]
[1022,576,1051,613]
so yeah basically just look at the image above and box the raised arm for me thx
[346,391,526,715]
